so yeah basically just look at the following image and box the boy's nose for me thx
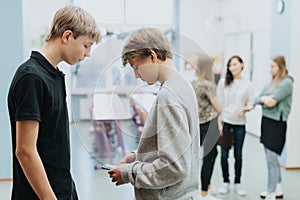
[134,70,140,78]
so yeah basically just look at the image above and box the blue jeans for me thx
[220,123,246,183]
[264,146,281,193]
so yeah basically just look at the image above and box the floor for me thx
[1,121,300,200]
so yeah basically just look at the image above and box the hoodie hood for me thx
[286,75,294,82]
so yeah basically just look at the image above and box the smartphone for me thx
[100,165,112,170]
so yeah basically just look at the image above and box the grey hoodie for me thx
[121,74,200,200]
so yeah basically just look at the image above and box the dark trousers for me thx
[200,117,219,191]
[220,123,245,184]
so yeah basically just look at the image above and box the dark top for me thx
[8,51,75,199]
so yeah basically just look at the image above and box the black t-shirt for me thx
[8,51,75,199]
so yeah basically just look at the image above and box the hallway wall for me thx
[1,0,298,179]
[0,0,31,178]
[286,0,300,168]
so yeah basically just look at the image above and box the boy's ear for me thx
[149,50,158,63]
[62,30,72,43]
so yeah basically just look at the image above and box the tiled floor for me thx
[1,121,300,200]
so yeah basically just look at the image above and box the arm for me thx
[108,152,136,186]
[118,104,191,189]
[211,96,223,134]
[120,152,136,164]
[237,83,255,116]
[215,81,224,134]
[254,88,276,107]
[216,79,225,110]
[211,96,222,114]
[256,78,292,108]
[255,78,293,107]
[255,85,268,105]
[260,95,277,107]
[16,121,56,200]
[245,85,255,112]
[272,78,293,105]
[217,114,223,136]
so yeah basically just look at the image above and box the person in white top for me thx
[216,55,255,196]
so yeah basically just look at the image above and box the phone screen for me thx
[101,165,112,170]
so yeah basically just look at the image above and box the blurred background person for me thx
[255,55,293,200]
[217,55,255,196]
[191,54,222,200]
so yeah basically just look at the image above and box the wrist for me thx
[260,97,265,104]
[244,106,252,112]
[130,152,136,158]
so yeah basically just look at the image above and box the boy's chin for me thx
[146,82,155,85]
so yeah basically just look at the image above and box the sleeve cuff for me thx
[131,150,137,156]
[120,163,133,184]
[254,97,261,105]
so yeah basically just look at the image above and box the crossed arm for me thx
[259,95,277,107]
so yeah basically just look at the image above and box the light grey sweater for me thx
[217,78,255,125]
[120,74,200,200]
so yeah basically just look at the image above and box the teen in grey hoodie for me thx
[108,28,200,200]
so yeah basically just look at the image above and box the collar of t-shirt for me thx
[31,51,65,78]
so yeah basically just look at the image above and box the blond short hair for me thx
[122,28,173,66]
[45,5,101,43]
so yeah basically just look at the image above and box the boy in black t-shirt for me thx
[7,5,101,200]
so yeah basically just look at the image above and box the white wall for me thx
[0,0,32,179]
[286,0,300,168]
[180,0,300,168]
[180,0,272,136]
[29,0,70,49]
[2,1,295,180]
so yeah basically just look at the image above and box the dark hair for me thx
[225,55,244,86]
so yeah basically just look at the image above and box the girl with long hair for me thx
[256,55,293,200]
[191,54,222,200]
[217,55,255,196]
